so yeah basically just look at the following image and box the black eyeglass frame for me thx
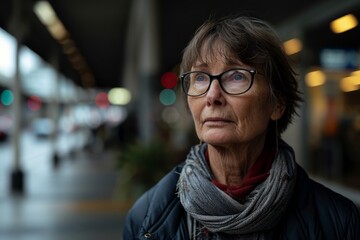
[180,68,257,97]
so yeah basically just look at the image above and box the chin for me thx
[201,129,236,142]
[202,136,234,146]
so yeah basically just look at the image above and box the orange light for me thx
[305,70,326,87]
[283,38,302,55]
[330,14,358,33]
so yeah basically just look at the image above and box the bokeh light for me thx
[161,107,180,124]
[159,89,176,106]
[95,92,109,108]
[27,95,42,111]
[1,89,14,106]
[161,72,178,89]
[108,88,131,105]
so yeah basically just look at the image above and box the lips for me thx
[203,117,233,124]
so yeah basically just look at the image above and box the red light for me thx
[27,95,42,111]
[161,72,177,89]
[95,92,109,108]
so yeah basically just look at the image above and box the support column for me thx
[8,0,29,194]
[137,0,159,144]
[10,38,24,193]
[122,0,159,144]
[49,52,61,168]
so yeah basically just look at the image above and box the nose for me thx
[206,79,225,105]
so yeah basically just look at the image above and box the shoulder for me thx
[123,163,186,239]
[281,165,360,239]
[296,165,357,213]
[126,163,183,221]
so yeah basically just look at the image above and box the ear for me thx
[270,103,285,121]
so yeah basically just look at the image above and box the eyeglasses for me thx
[180,68,257,96]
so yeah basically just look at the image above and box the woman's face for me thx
[188,44,283,147]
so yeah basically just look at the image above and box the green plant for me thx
[117,139,174,200]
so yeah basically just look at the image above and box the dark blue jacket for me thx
[123,163,360,239]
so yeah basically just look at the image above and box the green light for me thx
[159,89,176,106]
[1,90,14,106]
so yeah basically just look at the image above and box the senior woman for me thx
[123,15,360,239]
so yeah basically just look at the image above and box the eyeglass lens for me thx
[182,69,253,96]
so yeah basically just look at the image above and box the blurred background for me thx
[0,0,360,239]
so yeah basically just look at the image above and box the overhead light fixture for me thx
[33,1,95,88]
[33,1,57,26]
[61,39,77,55]
[48,21,67,40]
[340,76,360,92]
[330,14,358,34]
[305,70,326,87]
[33,1,67,40]
[339,70,360,92]
[283,38,302,55]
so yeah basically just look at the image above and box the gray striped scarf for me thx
[177,142,297,239]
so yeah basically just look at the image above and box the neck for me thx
[207,136,266,186]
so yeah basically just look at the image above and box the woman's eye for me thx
[231,72,245,81]
[194,74,207,81]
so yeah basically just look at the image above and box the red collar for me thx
[206,146,275,201]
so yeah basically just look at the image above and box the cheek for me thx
[188,99,204,137]
[234,93,274,133]
[248,100,273,129]
[188,99,201,124]
[250,83,274,119]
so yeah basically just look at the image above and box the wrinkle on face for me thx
[187,39,277,185]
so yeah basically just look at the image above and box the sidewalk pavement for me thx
[0,149,132,240]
